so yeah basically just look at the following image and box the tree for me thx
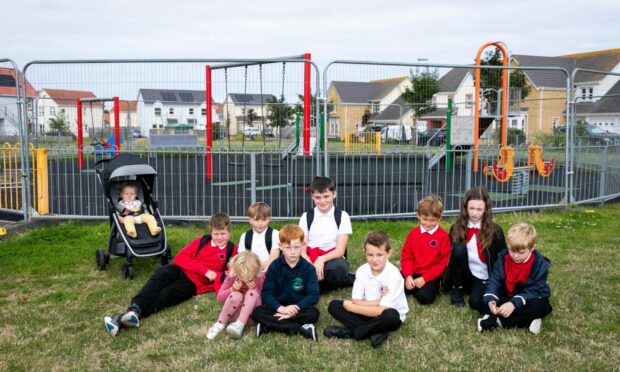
[401,69,440,118]
[266,95,295,147]
[245,108,258,127]
[49,112,71,135]
[479,48,531,104]
[361,109,372,125]
[294,94,334,121]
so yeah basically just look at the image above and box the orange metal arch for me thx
[474,41,509,172]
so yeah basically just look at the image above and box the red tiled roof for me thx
[0,67,38,97]
[117,100,137,113]
[42,88,96,106]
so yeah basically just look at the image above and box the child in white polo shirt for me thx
[299,177,353,291]
[325,231,408,348]
[238,202,280,272]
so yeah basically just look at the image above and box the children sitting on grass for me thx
[479,223,552,334]
[207,251,264,340]
[400,194,451,305]
[104,213,237,336]
[299,177,354,291]
[251,224,320,341]
[325,231,408,348]
[238,202,280,272]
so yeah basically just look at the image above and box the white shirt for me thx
[467,221,488,280]
[352,261,409,322]
[420,224,439,235]
[238,228,280,263]
[299,206,352,251]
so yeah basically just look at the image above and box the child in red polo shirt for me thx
[400,194,450,305]
[479,223,552,334]
[104,213,238,336]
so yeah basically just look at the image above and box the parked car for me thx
[417,128,447,146]
[261,127,275,137]
[351,125,385,142]
[380,125,413,143]
[555,124,620,145]
[130,128,144,138]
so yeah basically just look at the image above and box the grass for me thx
[1,204,619,370]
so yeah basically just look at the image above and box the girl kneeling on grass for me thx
[207,251,265,340]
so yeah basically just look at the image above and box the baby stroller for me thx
[95,153,171,279]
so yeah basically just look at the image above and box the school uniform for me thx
[328,261,408,340]
[400,224,451,304]
[299,205,353,289]
[238,227,280,263]
[483,249,552,328]
[250,256,320,335]
[445,222,507,314]
[131,237,238,318]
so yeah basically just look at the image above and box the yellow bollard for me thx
[35,148,49,214]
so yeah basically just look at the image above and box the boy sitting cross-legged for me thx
[479,223,552,334]
[325,231,409,348]
[250,224,320,341]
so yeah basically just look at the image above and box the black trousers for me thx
[321,257,350,291]
[131,264,196,318]
[327,300,402,340]
[250,305,320,335]
[405,273,440,305]
[446,242,489,314]
[495,297,552,329]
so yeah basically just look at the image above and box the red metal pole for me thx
[303,53,311,156]
[77,99,83,169]
[206,65,213,180]
[113,96,120,155]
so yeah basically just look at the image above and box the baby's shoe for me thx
[207,322,225,340]
[226,321,245,339]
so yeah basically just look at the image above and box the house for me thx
[575,79,620,134]
[37,88,100,135]
[108,100,138,130]
[512,48,620,138]
[419,68,474,131]
[222,93,276,136]
[0,68,38,136]
[326,77,412,139]
[136,89,216,136]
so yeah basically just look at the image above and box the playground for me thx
[0,205,618,370]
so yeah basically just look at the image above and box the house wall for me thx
[222,96,270,136]
[326,87,369,139]
[36,93,104,136]
[0,95,20,135]
[519,87,566,139]
[137,96,215,136]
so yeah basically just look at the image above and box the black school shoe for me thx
[477,314,501,332]
[370,333,388,348]
[323,325,352,339]
[450,288,465,307]
[299,324,318,341]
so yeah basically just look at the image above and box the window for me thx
[154,107,161,115]
[329,117,339,136]
[38,107,44,116]
[552,117,559,129]
[466,94,473,108]
[589,88,593,100]
[201,108,207,116]
[49,107,56,116]
[370,101,380,114]
[189,108,194,115]
[169,107,174,115]
[187,118,197,125]
[511,119,518,128]
[152,124,157,128]
[581,88,586,100]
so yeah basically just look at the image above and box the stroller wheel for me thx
[160,254,170,266]
[96,249,107,271]
[122,263,134,280]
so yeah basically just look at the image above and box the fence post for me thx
[599,146,607,199]
[250,152,257,204]
[465,149,473,191]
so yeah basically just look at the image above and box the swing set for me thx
[77,96,120,170]
[473,41,554,183]
[205,54,313,180]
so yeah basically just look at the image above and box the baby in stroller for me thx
[116,182,161,239]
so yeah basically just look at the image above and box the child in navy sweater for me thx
[479,223,552,334]
[251,224,320,341]
[400,195,451,305]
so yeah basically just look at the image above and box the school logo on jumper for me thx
[217,252,226,261]
[292,277,304,291]
[428,239,438,249]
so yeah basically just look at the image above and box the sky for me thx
[3,0,619,70]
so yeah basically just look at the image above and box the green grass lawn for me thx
[1,204,619,370]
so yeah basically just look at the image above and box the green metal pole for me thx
[319,114,325,150]
[295,112,301,148]
[446,98,453,172]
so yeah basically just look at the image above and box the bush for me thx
[493,128,526,146]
